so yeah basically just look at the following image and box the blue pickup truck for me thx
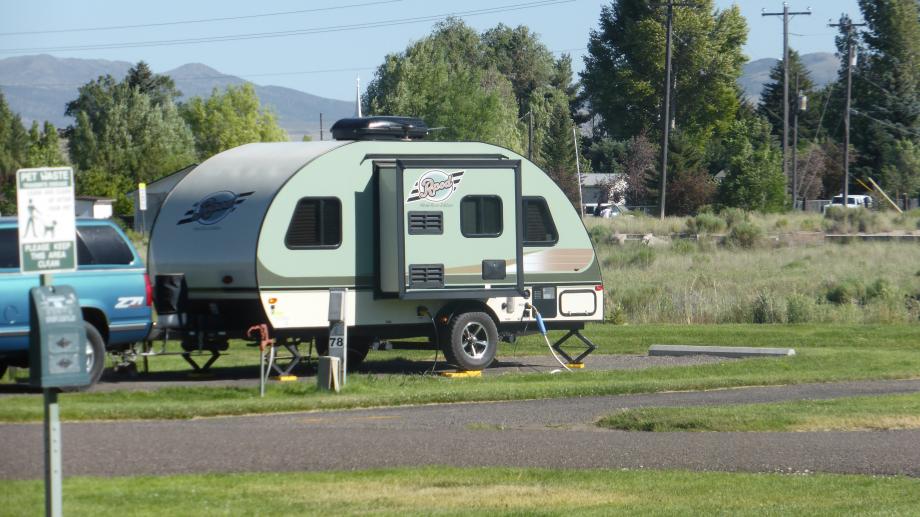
[0,217,152,385]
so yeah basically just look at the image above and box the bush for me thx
[725,221,763,249]
[686,213,726,235]
[671,239,697,254]
[785,293,815,323]
[603,244,656,269]
[720,207,749,229]
[588,225,612,245]
[823,206,879,233]
[751,291,784,323]
[825,277,897,305]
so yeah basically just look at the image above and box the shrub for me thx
[823,206,879,233]
[752,291,784,323]
[800,217,820,231]
[604,244,656,269]
[671,239,697,254]
[588,225,612,245]
[725,221,763,249]
[686,212,726,235]
[774,218,789,230]
[720,207,749,229]
[825,278,863,305]
[785,293,815,323]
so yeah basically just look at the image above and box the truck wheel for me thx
[83,322,106,386]
[315,336,371,369]
[442,312,497,371]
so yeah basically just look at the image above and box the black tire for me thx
[441,311,498,371]
[83,322,106,386]
[0,361,7,380]
[315,336,371,369]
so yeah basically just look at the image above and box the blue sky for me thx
[1,0,861,101]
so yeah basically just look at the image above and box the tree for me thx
[832,2,920,190]
[481,24,556,115]
[26,121,65,168]
[180,83,288,160]
[717,114,786,212]
[126,61,181,106]
[581,0,748,140]
[881,139,920,202]
[619,133,657,205]
[0,91,29,214]
[757,49,821,142]
[665,131,714,214]
[66,67,196,214]
[364,18,523,152]
[540,100,581,207]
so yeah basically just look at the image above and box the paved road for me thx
[2,379,920,480]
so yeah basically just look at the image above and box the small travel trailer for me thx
[148,117,603,370]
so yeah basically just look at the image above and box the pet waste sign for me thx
[16,167,77,274]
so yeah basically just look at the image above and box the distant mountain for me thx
[0,55,354,140]
[739,52,840,102]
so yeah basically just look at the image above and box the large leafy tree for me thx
[717,113,786,212]
[180,83,288,160]
[581,0,747,140]
[365,18,523,152]
[66,63,196,214]
[26,121,66,168]
[481,24,556,115]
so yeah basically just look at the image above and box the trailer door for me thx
[390,158,524,300]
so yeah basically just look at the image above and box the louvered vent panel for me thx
[408,211,443,235]
[408,264,444,289]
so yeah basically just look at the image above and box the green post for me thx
[40,272,62,517]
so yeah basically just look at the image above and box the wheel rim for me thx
[85,339,95,371]
[460,322,489,360]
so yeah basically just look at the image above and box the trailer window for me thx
[285,197,342,249]
[460,196,502,237]
[522,197,558,246]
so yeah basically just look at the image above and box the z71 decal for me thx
[115,297,145,309]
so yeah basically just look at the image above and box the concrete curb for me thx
[648,345,795,358]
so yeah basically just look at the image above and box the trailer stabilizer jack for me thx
[551,330,597,365]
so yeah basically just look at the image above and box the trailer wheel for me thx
[315,336,371,369]
[0,361,7,380]
[442,312,498,371]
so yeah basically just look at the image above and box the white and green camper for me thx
[148,117,603,370]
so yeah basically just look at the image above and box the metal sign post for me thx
[327,288,348,386]
[18,167,79,517]
[138,182,147,239]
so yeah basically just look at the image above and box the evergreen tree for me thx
[125,61,181,106]
[540,100,581,208]
[481,24,556,115]
[757,49,821,143]
[0,91,29,214]
[26,121,65,168]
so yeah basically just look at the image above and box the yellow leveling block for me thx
[566,363,585,369]
[272,375,299,382]
[439,370,483,378]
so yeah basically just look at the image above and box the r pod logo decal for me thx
[407,170,464,203]
[178,191,253,225]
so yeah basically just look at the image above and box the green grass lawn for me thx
[1,467,918,516]
[1,324,919,423]
[599,392,920,433]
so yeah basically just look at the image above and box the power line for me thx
[0,1,403,37]
[0,0,575,55]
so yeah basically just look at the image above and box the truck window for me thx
[77,226,135,265]
[460,196,502,237]
[0,229,19,268]
[285,197,342,249]
[522,197,558,246]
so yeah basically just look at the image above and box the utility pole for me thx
[763,3,811,198]
[829,16,865,203]
[319,113,324,141]
[528,111,534,161]
[652,0,701,220]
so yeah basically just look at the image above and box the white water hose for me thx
[527,303,571,373]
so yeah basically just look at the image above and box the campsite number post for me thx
[327,288,348,386]
[17,166,81,517]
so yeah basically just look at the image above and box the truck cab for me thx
[0,217,152,384]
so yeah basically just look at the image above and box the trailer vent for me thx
[408,264,444,289]
[331,116,429,141]
[408,211,443,235]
